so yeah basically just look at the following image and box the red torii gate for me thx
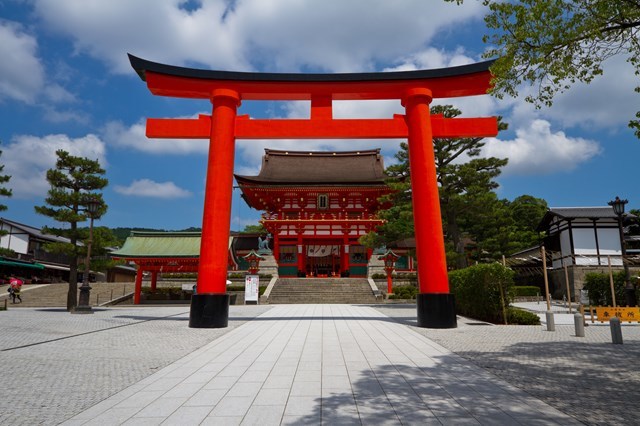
[129,54,498,329]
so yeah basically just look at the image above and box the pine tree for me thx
[0,145,12,214]
[35,150,108,311]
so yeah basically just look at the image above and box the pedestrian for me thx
[9,276,22,303]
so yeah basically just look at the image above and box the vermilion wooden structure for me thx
[129,54,498,329]
[235,149,391,279]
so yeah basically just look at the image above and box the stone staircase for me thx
[1,282,135,308]
[267,278,379,304]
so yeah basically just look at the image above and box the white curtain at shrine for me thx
[306,245,340,257]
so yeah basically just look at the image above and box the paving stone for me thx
[4,303,632,425]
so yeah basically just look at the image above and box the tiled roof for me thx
[547,207,618,219]
[0,217,72,244]
[235,149,386,185]
[111,231,202,258]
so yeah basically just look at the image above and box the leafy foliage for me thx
[34,150,108,311]
[583,271,635,306]
[388,285,418,300]
[241,223,267,234]
[0,146,12,220]
[449,263,515,323]
[507,307,541,325]
[448,0,640,137]
[513,285,542,297]
[362,105,547,265]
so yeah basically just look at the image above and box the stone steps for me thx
[1,282,135,308]
[268,278,378,304]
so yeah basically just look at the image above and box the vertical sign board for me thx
[245,275,259,304]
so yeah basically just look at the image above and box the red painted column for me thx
[297,238,304,275]
[134,267,143,304]
[151,271,158,292]
[197,89,240,294]
[343,238,350,275]
[403,88,449,294]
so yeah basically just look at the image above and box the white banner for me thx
[245,275,259,303]
[306,245,340,257]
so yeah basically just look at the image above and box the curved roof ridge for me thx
[129,54,495,83]
[264,148,381,158]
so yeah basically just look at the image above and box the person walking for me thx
[9,276,22,303]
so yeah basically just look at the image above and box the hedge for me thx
[507,307,541,325]
[449,263,514,324]
[388,285,418,300]
[513,286,541,297]
[583,271,633,306]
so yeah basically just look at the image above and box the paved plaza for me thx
[0,303,638,425]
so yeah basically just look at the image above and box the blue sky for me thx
[1,0,638,232]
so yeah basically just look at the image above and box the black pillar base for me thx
[189,294,229,328]
[417,293,457,329]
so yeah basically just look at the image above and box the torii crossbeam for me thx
[129,54,498,329]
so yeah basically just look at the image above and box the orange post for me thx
[403,88,448,294]
[197,89,240,294]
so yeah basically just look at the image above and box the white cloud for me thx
[102,120,209,155]
[0,20,45,103]
[3,133,107,198]
[114,179,191,198]
[33,0,484,73]
[482,120,602,175]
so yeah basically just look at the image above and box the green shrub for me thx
[142,287,183,295]
[389,285,417,299]
[513,286,541,297]
[395,272,417,280]
[449,263,514,324]
[583,272,629,306]
[507,307,541,325]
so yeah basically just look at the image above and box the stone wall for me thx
[547,265,639,302]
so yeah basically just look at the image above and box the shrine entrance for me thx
[305,245,340,278]
[129,54,498,329]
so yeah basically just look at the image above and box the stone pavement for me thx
[375,303,640,425]
[0,305,271,425]
[1,303,638,425]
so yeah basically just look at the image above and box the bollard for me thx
[610,317,623,344]
[574,312,585,337]
[545,310,555,331]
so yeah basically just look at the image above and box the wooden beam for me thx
[146,114,498,140]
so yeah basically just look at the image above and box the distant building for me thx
[509,206,639,300]
[235,149,392,278]
[0,217,73,282]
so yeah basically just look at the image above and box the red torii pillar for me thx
[128,54,498,329]
[404,88,453,327]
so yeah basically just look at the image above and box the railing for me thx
[262,211,376,221]
[32,249,73,265]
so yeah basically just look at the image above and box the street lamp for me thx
[75,198,101,313]
[378,249,400,295]
[608,196,636,307]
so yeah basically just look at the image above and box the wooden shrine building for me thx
[235,149,392,278]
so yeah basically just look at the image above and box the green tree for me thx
[449,0,640,137]
[35,150,108,311]
[362,105,509,269]
[462,195,547,261]
[78,226,122,274]
[0,145,12,216]
[241,223,267,234]
[433,105,509,268]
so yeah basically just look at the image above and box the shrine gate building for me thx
[235,149,392,278]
